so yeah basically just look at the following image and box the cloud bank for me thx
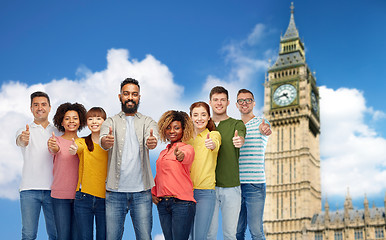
[1,23,385,204]
[319,86,386,198]
[0,48,185,199]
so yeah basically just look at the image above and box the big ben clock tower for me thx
[263,3,321,240]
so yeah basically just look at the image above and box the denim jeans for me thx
[236,183,266,240]
[52,198,79,240]
[105,190,152,240]
[157,197,196,240]
[20,190,57,240]
[74,191,106,240]
[207,186,241,240]
[190,189,215,240]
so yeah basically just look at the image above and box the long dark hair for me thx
[83,107,107,152]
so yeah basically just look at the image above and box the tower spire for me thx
[282,2,299,41]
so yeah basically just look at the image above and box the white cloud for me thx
[0,48,185,200]
[247,23,266,46]
[320,86,386,198]
[154,234,165,240]
[201,23,273,118]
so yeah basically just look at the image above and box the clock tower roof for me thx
[269,2,306,72]
[282,2,299,42]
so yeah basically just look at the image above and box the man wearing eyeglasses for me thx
[235,89,272,240]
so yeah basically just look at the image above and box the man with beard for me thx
[100,78,159,240]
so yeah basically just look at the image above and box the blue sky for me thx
[1,0,386,239]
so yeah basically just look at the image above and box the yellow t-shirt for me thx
[76,138,108,198]
[188,129,221,190]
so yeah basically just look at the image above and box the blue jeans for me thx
[236,183,266,240]
[157,197,196,240]
[52,198,79,240]
[74,191,106,240]
[20,190,57,240]
[207,186,241,240]
[106,190,152,240]
[190,189,216,240]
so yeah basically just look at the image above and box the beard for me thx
[121,99,139,114]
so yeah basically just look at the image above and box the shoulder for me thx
[210,130,221,139]
[135,112,157,124]
[178,142,194,151]
[75,138,85,144]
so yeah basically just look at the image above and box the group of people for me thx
[16,77,271,240]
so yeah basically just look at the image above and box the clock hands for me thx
[274,92,289,100]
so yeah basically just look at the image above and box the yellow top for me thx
[76,138,108,198]
[187,129,221,190]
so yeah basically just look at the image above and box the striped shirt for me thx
[239,117,269,183]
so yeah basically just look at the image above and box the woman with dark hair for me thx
[47,102,87,240]
[188,101,221,240]
[151,110,196,240]
[69,107,108,240]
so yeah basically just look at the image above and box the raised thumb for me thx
[234,130,238,137]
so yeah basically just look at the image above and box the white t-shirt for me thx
[16,122,58,191]
[116,116,144,192]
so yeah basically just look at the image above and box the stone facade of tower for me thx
[263,3,322,239]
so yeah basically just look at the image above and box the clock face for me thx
[273,84,297,106]
[311,91,318,113]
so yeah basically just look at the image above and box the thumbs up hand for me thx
[47,132,59,153]
[259,119,272,136]
[101,126,115,149]
[19,124,30,146]
[174,145,185,162]
[69,138,78,155]
[146,128,158,150]
[204,132,216,150]
[232,130,244,148]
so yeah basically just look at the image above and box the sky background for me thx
[1,0,386,239]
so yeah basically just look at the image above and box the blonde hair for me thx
[158,110,194,143]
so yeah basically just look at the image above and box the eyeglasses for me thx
[237,98,254,104]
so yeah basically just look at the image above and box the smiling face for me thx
[30,96,51,124]
[165,120,183,144]
[209,93,229,116]
[61,110,80,133]
[236,92,255,115]
[191,106,210,133]
[87,116,105,133]
[119,83,140,115]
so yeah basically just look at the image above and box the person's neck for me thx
[194,127,206,138]
[91,132,100,143]
[124,111,137,116]
[212,113,229,123]
[241,112,255,124]
[62,131,78,140]
[34,119,49,128]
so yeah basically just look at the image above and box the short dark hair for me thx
[237,89,254,99]
[53,102,87,132]
[120,78,140,91]
[209,86,228,100]
[30,91,50,106]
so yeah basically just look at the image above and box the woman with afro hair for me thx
[47,102,87,240]
[151,110,196,240]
